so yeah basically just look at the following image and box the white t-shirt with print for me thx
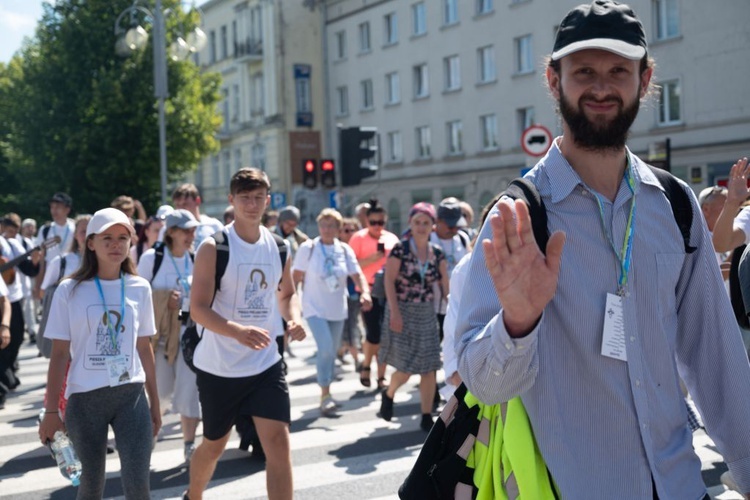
[137,247,194,292]
[193,225,286,378]
[429,232,469,314]
[0,236,25,303]
[292,238,360,321]
[37,219,76,263]
[41,252,81,291]
[44,275,157,398]
[195,215,224,249]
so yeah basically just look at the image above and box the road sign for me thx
[329,191,338,209]
[270,192,287,209]
[521,124,553,157]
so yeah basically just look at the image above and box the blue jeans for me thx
[306,316,345,388]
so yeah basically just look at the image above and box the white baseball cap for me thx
[86,208,136,238]
[155,204,174,220]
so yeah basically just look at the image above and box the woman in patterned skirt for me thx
[379,202,449,431]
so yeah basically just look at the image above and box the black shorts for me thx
[362,298,385,344]
[196,360,290,441]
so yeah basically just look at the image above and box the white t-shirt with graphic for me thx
[41,253,81,291]
[0,236,25,303]
[292,238,360,321]
[45,274,157,398]
[193,225,286,378]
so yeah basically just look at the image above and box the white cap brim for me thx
[90,221,136,238]
[551,38,646,61]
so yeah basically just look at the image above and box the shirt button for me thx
[630,336,635,342]
[643,423,648,429]
[636,379,641,387]
[505,342,513,350]
[493,371,501,376]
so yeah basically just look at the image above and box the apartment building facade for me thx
[189,0,326,217]
[324,0,750,234]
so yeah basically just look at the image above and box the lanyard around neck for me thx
[592,160,637,296]
[319,239,336,276]
[94,273,126,351]
[168,250,191,293]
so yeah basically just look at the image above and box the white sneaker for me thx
[320,396,338,417]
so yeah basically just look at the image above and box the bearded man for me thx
[455,1,750,499]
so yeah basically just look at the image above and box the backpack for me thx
[729,244,748,328]
[149,241,194,283]
[37,255,67,359]
[181,228,288,372]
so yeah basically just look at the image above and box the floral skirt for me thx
[381,301,441,374]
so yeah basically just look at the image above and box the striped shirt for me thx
[456,141,750,499]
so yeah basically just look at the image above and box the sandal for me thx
[377,377,387,390]
[359,366,372,387]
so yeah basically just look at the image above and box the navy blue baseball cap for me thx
[552,0,647,61]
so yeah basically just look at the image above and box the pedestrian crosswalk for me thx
[0,340,744,499]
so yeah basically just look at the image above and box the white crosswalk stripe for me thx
[0,341,743,499]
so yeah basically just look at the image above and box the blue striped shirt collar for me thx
[538,137,664,204]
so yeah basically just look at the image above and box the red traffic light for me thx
[321,160,334,172]
[302,158,317,189]
[304,160,316,173]
[320,159,336,188]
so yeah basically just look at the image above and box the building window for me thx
[335,30,346,60]
[251,73,264,116]
[221,88,229,131]
[358,22,371,53]
[416,126,431,159]
[413,63,429,98]
[447,120,463,155]
[251,142,266,171]
[232,21,237,57]
[654,0,679,40]
[384,12,398,45]
[385,72,400,104]
[232,84,240,122]
[412,2,426,36]
[477,0,493,15]
[658,79,681,125]
[336,86,348,116]
[480,114,498,150]
[221,25,228,59]
[234,148,242,171]
[517,106,535,137]
[387,198,402,235]
[361,79,374,110]
[212,154,220,185]
[387,131,403,162]
[443,0,458,25]
[514,34,534,74]
[222,150,231,184]
[444,55,461,91]
[478,45,496,83]
[209,30,216,63]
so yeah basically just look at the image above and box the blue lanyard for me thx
[410,238,430,288]
[94,273,126,352]
[168,250,191,294]
[52,223,69,249]
[592,160,637,295]
[319,240,336,276]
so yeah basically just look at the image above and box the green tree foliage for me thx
[3,0,221,220]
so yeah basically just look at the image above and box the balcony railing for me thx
[234,38,263,61]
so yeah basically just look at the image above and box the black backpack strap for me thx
[211,229,231,293]
[647,165,696,254]
[271,233,288,270]
[503,178,549,254]
[151,242,165,282]
[42,224,50,241]
[58,255,66,283]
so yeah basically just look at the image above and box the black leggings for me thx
[0,300,25,397]
[362,298,385,344]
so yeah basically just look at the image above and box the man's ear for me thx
[196,196,202,206]
[640,66,653,99]
[547,66,561,100]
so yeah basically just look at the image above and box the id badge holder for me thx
[325,275,340,292]
[106,355,131,387]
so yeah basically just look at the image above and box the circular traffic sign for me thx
[521,124,553,157]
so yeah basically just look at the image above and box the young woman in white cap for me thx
[39,207,160,499]
[137,208,201,464]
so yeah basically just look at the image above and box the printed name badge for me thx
[601,293,627,362]
[325,275,340,292]
[106,355,131,387]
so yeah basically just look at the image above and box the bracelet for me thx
[0,324,9,330]
[44,410,59,414]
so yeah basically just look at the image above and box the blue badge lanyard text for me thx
[168,251,191,295]
[593,161,637,296]
[319,240,336,277]
[410,238,430,289]
[94,274,126,352]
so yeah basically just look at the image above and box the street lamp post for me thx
[114,0,207,204]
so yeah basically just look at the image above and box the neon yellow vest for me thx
[464,394,558,499]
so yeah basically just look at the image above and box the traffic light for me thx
[302,159,317,189]
[320,159,336,188]
[340,126,378,187]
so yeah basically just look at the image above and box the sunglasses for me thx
[341,228,356,233]
[368,220,385,226]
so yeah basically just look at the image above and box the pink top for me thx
[348,228,400,285]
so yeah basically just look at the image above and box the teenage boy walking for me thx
[185,168,305,500]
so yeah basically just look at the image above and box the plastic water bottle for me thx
[48,430,82,486]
